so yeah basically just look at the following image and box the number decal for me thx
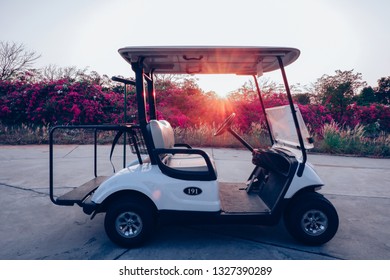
[183,187,202,196]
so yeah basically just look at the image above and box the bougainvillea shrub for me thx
[1,74,389,137]
[0,78,136,125]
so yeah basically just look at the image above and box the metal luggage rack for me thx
[49,124,148,204]
[128,125,148,155]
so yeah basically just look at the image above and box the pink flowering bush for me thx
[0,76,134,125]
[1,72,389,140]
[298,104,333,134]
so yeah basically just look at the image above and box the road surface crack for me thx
[0,182,48,196]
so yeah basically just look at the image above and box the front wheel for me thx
[104,200,155,247]
[284,192,339,245]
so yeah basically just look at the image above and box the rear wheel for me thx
[284,192,339,245]
[104,199,155,247]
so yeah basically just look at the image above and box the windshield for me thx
[266,104,313,150]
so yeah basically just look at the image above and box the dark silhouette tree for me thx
[375,76,390,104]
[356,86,376,105]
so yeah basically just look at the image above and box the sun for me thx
[196,74,251,98]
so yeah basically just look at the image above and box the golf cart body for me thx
[49,46,338,247]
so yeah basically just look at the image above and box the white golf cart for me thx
[49,46,339,247]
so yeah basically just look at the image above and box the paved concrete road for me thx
[0,145,389,260]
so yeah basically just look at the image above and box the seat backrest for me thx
[149,120,175,149]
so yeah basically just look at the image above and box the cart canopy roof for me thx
[118,46,300,76]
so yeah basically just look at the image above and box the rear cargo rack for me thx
[49,124,147,206]
[128,125,148,155]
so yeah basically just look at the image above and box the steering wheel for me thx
[214,113,236,136]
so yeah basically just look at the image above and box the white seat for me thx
[163,155,210,172]
[148,120,215,172]
[149,120,175,149]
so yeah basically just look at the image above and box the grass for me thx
[0,124,49,145]
[173,123,270,149]
[315,121,390,157]
[1,122,389,158]
[0,123,117,145]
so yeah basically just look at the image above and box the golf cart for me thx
[49,46,339,247]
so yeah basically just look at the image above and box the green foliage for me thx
[356,77,390,105]
[356,86,376,105]
[317,121,390,157]
[293,93,311,105]
[375,76,390,104]
[314,70,366,122]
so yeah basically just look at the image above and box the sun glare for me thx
[196,74,250,97]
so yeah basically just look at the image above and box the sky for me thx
[0,0,389,96]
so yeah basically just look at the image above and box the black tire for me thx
[284,192,339,245]
[104,199,155,248]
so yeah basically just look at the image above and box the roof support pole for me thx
[277,56,306,176]
[253,75,274,146]
[145,72,157,120]
[131,59,157,164]
[111,76,137,168]
[132,60,147,127]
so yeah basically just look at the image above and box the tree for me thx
[154,74,194,91]
[0,41,41,80]
[313,70,366,122]
[356,86,376,105]
[41,65,85,81]
[375,76,390,104]
[293,93,311,105]
[227,81,257,102]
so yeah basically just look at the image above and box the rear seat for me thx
[148,120,216,173]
